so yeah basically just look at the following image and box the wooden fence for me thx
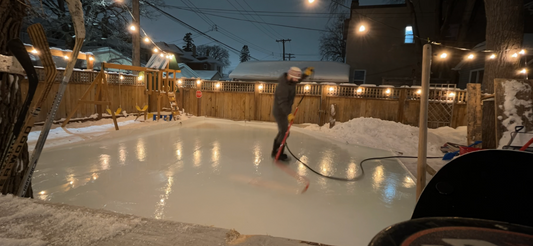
[21,68,467,128]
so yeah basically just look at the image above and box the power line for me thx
[225,0,279,40]
[241,0,284,38]
[142,1,259,60]
[162,4,327,32]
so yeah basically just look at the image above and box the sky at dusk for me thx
[140,0,392,73]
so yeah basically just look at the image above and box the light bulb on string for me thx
[519,49,526,55]
[144,37,150,43]
[489,54,496,59]
[439,53,448,59]
[129,25,136,31]
[512,53,518,58]
[520,68,527,74]
[467,54,474,60]
[153,48,159,53]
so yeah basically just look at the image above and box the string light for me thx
[178,79,182,84]
[448,92,456,97]
[31,49,38,54]
[489,54,496,59]
[519,49,526,55]
[329,87,334,92]
[216,83,221,88]
[153,48,159,53]
[439,53,448,59]
[467,54,474,59]
[385,89,391,94]
[129,25,136,31]
[196,80,201,84]
[120,75,124,80]
[89,56,94,61]
[512,53,518,58]
[520,68,527,74]
[258,84,263,90]
[416,89,421,94]
[160,53,164,57]
[138,75,144,81]
[304,85,310,91]
[64,55,69,60]
[144,37,150,43]
[357,88,363,93]
[358,25,366,32]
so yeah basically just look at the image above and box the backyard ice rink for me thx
[30,117,421,245]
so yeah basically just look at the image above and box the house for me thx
[344,0,487,86]
[453,34,533,89]
[229,61,350,83]
[181,51,224,73]
[83,47,134,72]
[194,70,222,80]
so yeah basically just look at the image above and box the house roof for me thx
[453,33,533,70]
[229,61,350,82]
[176,63,201,78]
[154,42,184,55]
[194,70,220,80]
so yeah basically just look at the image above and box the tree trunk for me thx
[0,0,32,197]
[482,0,524,148]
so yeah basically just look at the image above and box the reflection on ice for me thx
[119,143,127,165]
[154,175,174,220]
[136,138,146,161]
[99,154,110,170]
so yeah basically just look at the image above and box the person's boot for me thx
[271,141,289,161]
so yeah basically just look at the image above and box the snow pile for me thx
[304,117,467,157]
[0,195,141,246]
[498,80,533,148]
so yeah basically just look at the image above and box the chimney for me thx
[192,45,197,57]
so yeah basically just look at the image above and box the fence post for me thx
[397,89,407,124]
[254,83,261,121]
[319,85,328,126]
[467,83,482,145]
[197,80,201,116]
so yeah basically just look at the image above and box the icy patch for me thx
[498,80,533,149]
[0,195,141,245]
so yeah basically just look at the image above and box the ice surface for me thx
[30,118,417,245]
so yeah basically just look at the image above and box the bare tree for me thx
[0,0,33,197]
[196,45,231,68]
[481,0,525,148]
[319,14,347,62]
[25,0,163,54]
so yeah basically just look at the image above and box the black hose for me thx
[285,142,443,182]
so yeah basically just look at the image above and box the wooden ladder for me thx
[167,92,180,120]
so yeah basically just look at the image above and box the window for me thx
[469,69,484,83]
[405,26,414,44]
[203,64,208,69]
[353,70,366,84]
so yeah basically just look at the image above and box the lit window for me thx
[405,26,414,44]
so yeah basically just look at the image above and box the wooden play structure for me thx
[61,61,181,130]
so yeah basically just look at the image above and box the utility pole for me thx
[287,53,295,61]
[276,39,291,61]
[132,0,140,67]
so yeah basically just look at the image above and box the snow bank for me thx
[498,80,533,149]
[303,117,467,157]
[0,195,141,246]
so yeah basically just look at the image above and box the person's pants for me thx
[273,113,289,154]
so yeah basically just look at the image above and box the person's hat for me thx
[287,67,302,79]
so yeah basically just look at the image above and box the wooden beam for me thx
[467,83,482,145]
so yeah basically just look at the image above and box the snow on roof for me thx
[194,70,220,80]
[176,63,200,78]
[154,42,184,55]
[229,61,350,82]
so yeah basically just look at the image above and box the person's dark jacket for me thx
[272,71,310,117]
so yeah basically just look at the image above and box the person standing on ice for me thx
[271,66,314,161]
